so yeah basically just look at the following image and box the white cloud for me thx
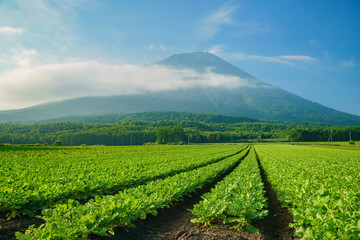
[146,44,167,51]
[308,39,318,45]
[279,55,317,62]
[0,47,40,71]
[160,44,167,51]
[235,21,270,37]
[230,53,317,65]
[206,5,237,25]
[0,26,25,35]
[208,45,226,54]
[198,4,239,39]
[197,3,270,39]
[0,60,256,110]
[0,0,83,51]
[341,59,355,68]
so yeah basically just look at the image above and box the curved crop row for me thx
[0,144,243,217]
[255,144,360,239]
[16,146,249,239]
[191,147,267,232]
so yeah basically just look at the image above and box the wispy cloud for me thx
[146,44,167,51]
[0,0,83,52]
[341,59,356,68]
[235,21,270,37]
[208,45,226,54]
[230,53,317,65]
[14,0,82,31]
[0,59,255,110]
[279,55,317,62]
[0,26,25,35]
[198,4,239,39]
[197,3,270,40]
[160,44,167,51]
[0,47,40,70]
[308,39,318,45]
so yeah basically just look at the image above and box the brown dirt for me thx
[253,150,299,240]
[0,212,44,240]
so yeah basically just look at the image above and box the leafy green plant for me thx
[191,147,268,232]
[255,144,360,239]
[0,144,244,217]
[16,146,249,239]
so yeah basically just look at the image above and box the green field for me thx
[287,141,359,147]
[0,143,359,239]
[0,144,242,216]
[256,144,360,239]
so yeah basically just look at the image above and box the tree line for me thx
[0,120,359,146]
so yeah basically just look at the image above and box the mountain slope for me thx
[1,52,360,125]
[39,111,257,124]
[155,52,266,86]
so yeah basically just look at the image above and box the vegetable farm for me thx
[0,144,243,217]
[0,143,359,239]
[191,147,268,233]
[255,144,360,239]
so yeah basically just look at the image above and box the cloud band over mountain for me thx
[0,61,256,110]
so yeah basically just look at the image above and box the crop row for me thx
[16,146,249,239]
[255,145,360,239]
[191,146,268,233]
[0,144,243,217]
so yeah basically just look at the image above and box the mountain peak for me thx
[155,52,266,86]
[155,52,223,71]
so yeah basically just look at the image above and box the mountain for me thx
[1,52,360,125]
[155,52,266,86]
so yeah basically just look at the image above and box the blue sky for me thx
[0,0,359,116]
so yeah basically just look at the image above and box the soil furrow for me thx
[253,149,299,240]
[0,213,44,240]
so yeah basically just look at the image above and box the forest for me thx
[0,111,359,145]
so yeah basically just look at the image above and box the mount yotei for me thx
[1,52,360,125]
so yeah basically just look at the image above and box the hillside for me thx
[39,111,257,124]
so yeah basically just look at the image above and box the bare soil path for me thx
[0,212,44,240]
[253,151,299,240]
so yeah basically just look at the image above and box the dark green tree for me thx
[53,140,63,146]
[156,125,186,144]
